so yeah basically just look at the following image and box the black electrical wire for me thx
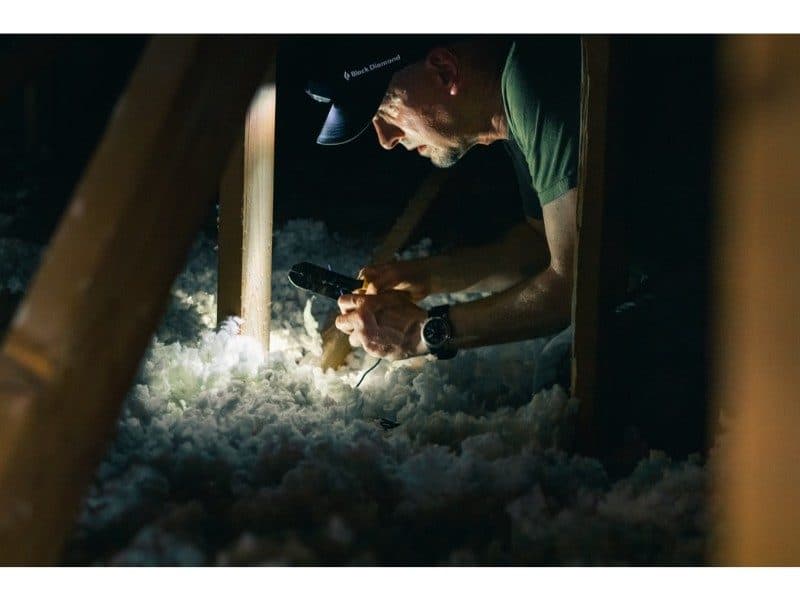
[355,358,382,388]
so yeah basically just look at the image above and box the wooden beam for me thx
[712,35,800,566]
[0,35,276,565]
[571,36,628,454]
[319,169,448,371]
[571,36,609,452]
[217,82,278,351]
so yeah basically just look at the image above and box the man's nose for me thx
[372,115,403,150]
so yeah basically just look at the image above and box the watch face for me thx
[423,317,450,348]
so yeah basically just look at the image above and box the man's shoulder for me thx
[501,36,581,209]
[502,36,582,137]
[505,35,581,70]
[503,36,581,101]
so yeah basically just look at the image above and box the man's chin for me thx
[429,147,467,169]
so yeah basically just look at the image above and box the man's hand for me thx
[359,259,433,301]
[335,290,428,360]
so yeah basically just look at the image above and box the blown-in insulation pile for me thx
[1,219,707,565]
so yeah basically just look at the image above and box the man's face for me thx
[371,63,471,168]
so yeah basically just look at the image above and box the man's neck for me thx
[484,105,509,144]
[461,40,510,145]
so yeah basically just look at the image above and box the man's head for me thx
[371,48,472,168]
[307,37,508,167]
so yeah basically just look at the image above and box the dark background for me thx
[0,34,714,261]
[0,34,715,458]
[0,35,530,250]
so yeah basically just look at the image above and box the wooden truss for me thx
[0,35,276,565]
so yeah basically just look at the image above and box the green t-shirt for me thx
[501,37,581,219]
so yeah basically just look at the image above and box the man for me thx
[306,36,580,375]
[306,36,712,459]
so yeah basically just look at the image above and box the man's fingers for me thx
[335,312,358,335]
[338,314,370,350]
[336,309,377,337]
[339,290,409,313]
[363,339,387,358]
[348,332,361,348]
[360,265,378,281]
[361,264,400,292]
[338,293,367,313]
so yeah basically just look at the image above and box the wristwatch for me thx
[421,304,457,360]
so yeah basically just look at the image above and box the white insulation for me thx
[1,219,707,565]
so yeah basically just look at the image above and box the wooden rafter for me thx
[0,35,277,565]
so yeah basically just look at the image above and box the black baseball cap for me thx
[305,36,435,145]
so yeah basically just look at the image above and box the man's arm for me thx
[449,188,577,348]
[361,218,550,299]
[336,188,577,358]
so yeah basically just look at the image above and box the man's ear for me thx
[425,47,459,95]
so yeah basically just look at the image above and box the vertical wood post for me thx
[572,36,608,452]
[571,36,629,454]
[572,35,608,429]
[0,35,277,565]
[217,83,277,350]
[712,35,800,566]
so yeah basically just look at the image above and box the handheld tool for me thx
[287,262,363,300]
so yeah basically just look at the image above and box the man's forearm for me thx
[430,221,550,295]
[448,266,572,349]
[342,191,577,359]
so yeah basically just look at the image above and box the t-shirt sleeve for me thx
[503,37,581,207]
[504,139,543,220]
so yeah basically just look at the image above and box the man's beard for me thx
[428,143,469,169]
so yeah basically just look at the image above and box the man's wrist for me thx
[413,325,428,356]
[405,310,429,358]
[425,255,449,296]
[420,305,458,359]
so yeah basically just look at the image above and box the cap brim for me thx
[316,103,375,146]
